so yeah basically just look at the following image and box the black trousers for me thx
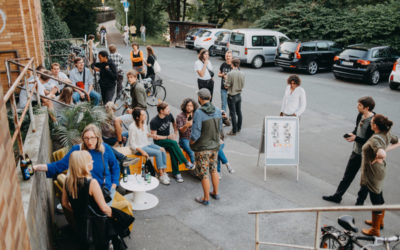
[333,152,362,199]
[116,70,124,97]
[100,85,115,104]
[197,78,214,101]
[227,93,242,133]
[357,185,384,213]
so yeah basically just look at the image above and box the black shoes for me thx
[322,195,341,204]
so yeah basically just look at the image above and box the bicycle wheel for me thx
[147,85,166,106]
[320,234,343,249]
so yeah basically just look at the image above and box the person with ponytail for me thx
[359,114,399,237]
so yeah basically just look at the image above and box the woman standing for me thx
[359,114,399,236]
[280,75,306,117]
[62,150,112,249]
[130,43,145,77]
[195,49,214,101]
[145,46,157,80]
[128,109,170,185]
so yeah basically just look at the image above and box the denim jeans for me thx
[179,138,195,163]
[142,144,167,170]
[72,90,101,106]
[217,143,228,172]
[227,93,242,133]
[221,88,228,112]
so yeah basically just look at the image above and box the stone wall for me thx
[0,88,31,250]
[21,109,54,250]
[0,0,44,90]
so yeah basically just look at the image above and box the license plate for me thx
[216,46,221,50]
[280,53,290,59]
[341,61,353,66]
[232,51,239,56]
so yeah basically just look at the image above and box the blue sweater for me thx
[47,143,120,189]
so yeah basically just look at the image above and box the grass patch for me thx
[131,35,169,47]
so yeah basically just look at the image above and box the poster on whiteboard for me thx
[264,116,299,165]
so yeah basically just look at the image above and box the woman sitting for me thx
[128,108,170,185]
[102,102,128,147]
[62,150,112,249]
[51,86,74,121]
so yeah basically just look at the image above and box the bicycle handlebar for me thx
[356,236,375,241]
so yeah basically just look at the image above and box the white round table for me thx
[120,175,159,210]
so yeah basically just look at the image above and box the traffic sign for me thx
[123,1,130,8]
[124,7,129,12]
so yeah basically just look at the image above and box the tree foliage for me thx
[255,0,400,51]
[53,0,99,37]
[191,0,242,26]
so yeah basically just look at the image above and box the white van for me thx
[229,29,289,68]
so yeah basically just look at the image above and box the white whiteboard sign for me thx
[264,116,299,165]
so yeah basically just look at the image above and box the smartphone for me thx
[343,134,351,138]
[188,115,192,121]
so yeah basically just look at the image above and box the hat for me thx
[197,88,211,100]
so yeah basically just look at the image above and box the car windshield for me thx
[216,32,230,42]
[230,32,244,46]
[279,42,298,53]
[340,49,368,59]
[199,30,211,37]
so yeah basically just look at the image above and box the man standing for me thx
[108,44,124,98]
[322,96,375,204]
[190,88,222,205]
[48,62,72,93]
[150,102,194,183]
[129,24,137,42]
[126,69,146,110]
[218,50,232,113]
[69,57,101,105]
[92,51,118,104]
[140,24,146,42]
[225,58,244,136]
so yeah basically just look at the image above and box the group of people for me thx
[322,96,400,237]
[123,24,146,46]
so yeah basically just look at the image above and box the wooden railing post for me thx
[314,211,320,249]
[255,213,259,250]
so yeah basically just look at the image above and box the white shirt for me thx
[48,72,69,91]
[280,85,306,116]
[128,122,150,151]
[18,76,46,108]
[194,60,213,80]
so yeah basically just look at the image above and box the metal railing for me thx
[4,57,88,157]
[248,204,400,250]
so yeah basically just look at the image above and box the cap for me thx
[197,88,211,100]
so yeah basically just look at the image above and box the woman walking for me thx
[195,49,214,101]
[359,114,399,236]
[145,46,157,80]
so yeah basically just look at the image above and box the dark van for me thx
[275,40,342,74]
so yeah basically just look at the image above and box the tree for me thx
[193,0,242,26]
[53,0,99,37]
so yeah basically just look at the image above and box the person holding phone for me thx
[176,98,198,164]
[322,96,375,204]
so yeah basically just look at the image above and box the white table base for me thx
[129,191,159,210]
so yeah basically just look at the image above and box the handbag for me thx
[101,153,112,203]
[153,59,161,73]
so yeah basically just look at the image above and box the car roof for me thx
[283,40,334,44]
[231,28,286,36]
[346,44,389,50]
[202,28,230,33]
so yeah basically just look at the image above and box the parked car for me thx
[389,58,400,90]
[275,40,342,75]
[213,31,231,58]
[332,44,399,85]
[193,28,230,56]
[229,29,289,68]
[185,28,205,49]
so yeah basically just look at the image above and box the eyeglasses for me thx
[83,136,97,142]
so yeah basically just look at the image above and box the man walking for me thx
[108,44,124,98]
[225,58,244,135]
[190,88,222,205]
[140,24,146,42]
[92,51,118,104]
[322,96,375,204]
[69,57,101,105]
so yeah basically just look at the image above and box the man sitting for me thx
[69,57,101,106]
[47,62,72,94]
[150,102,194,183]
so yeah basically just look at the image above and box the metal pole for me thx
[32,62,41,107]
[125,10,128,28]
[24,75,36,133]
[255,214,259,250]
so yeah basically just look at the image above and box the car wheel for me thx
[252,56,264,69]
[209,46,216,57]
[369,70,380,85]
[307,61,318,75]
[389,82,399,90]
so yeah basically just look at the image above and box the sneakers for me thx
[122,157,139,167]
[209,192,220,200]
[218,172,222,179]
[174,173,184,183]
[185,161,195,170]
[195,197,209,206]
[322,195,341,204]
[225,163,235,173]
[159,174,170,185]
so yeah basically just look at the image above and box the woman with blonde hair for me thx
[33,124,134,228]
[62,150,112,249]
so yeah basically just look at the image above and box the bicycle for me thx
[140,76,166,106]
[320,215,400,249]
